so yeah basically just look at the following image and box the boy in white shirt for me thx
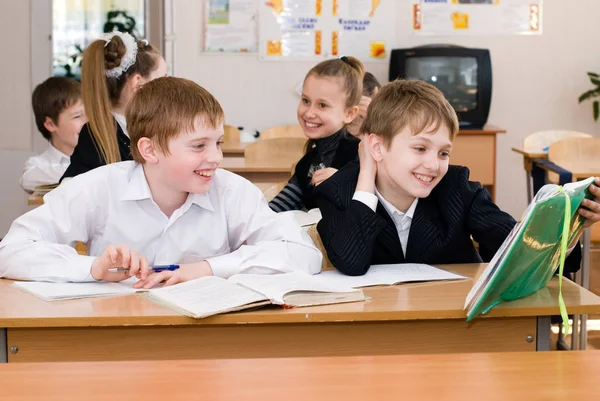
[1,77,322,287]
[20,77,86,193]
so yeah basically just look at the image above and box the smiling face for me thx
[49,99,86,155]
[373,123,453,211]
[155,118,224,196]
[297,75,358,140]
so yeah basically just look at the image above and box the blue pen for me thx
[108,264,180,273]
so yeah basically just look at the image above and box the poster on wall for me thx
[412,0,542,35]
[259,0,396,62]
[204,0,258,52]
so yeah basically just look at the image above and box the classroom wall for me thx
[0,0,599,235]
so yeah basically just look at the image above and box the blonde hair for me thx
[360,79,459,147]
[126,77,225,163]
[81,35,161,164]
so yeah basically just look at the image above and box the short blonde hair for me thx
[126,77,224,163]
[360,79,459,147]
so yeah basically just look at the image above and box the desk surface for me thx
[2,264,600,328]
[511,147,548,159]
[219,157,293,173]
[26,194,43,206]
[1,351,598,401]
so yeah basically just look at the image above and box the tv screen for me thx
[404,57,478,113]
[389,46,492,129]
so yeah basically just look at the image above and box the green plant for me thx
[578,72,600,121]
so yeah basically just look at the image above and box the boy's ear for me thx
[137,137,160,164]
[368,134,385,162]
[43,116,58,134]
[343,105,360,125]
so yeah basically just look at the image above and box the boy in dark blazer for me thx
[315,79,600,276]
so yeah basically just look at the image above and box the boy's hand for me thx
[132,261,214,289]
[91,244,148,282]
[356,135,377,194]
[312,168,338,186]
[579,178,600,229]
[347,96,373,137]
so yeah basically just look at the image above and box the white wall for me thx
[1,0,599,236]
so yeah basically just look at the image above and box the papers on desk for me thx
[315,264,467,288]
[12,277,139,301]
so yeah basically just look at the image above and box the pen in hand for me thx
[108,264,180,273]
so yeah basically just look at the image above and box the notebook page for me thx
[147,276,268,318]
[316,264,466,289]
[12,279,137,301]
[229,272,359,304]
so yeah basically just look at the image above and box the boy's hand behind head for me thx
[132,260,214,289]
[91,244,148,282]
[356,135,377,194]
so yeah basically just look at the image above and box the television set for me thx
[389,45,492,129]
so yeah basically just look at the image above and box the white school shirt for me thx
[19,144,71,193]
[352,190,419,255]
[0,161,322,282]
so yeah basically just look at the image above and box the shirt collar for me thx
[112,112,129,138]
[375,187,418,221]
[120,163,215,212]
[47,143,71,163]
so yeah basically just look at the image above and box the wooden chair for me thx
[262,181,288,202]
[224,125,241,146]
[260,125,305,140]
[245,137,307,167]
[306,224,334,272]
[525,131,592,185]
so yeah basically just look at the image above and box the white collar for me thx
[47,143,71,163]
[112,112,129,138]
[374,187,418,220]
[120,163,215,212]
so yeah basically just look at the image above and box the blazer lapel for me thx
[375,202,405,262]
[406,198,442,261]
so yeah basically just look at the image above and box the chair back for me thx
[224,125,241,146]
[245,137,307,167]
[260,125,305,140]
[523,130,591,153]
[306,224,334,271]
[262,181,288,202]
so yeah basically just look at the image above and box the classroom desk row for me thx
[2,264,600,363]
[1,351,598,401]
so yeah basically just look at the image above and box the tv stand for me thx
[452,124,505,200]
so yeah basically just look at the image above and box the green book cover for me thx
[464,177,595,321]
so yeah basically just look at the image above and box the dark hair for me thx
[81,34,162,164]
[363,72,381,97]
[32,77,81,140]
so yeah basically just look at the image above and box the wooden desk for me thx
[2,264,600,363]
[222,142,249,158]
[219,158,292,190]
[1,351,599,401]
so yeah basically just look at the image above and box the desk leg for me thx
[579,229,591,350]
[536,316,551,351]
[526,173,533,203]
[0,329,7,363]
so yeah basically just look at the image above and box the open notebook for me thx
[280,209,322,228]
[12,272,365,318]
[315,263,467,288]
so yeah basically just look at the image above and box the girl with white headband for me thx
[61,31,167,179]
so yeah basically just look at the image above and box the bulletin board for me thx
[412,0,543,35]
[258,0,396,62]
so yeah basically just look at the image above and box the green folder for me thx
[464,177,595,325]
